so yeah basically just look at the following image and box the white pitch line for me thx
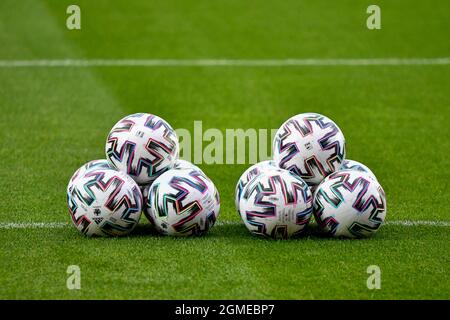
[0,222,69,229]
[0,220,448,229]
[384,220,450,227]
[0,58,449,68]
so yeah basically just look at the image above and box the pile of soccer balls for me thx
[236,113,387,239]
[67,112,386,239]
[67,113,220,237]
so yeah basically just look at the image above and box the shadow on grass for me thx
[131,223,161,237]
[71,219,412,242]
[208,221,391,242]
[211,222,338,241]
[123,220,380,242]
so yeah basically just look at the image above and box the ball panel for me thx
[340,159,378,181]
[68,159,112,188]
[173,159,205,175]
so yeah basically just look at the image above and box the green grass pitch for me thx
[0,0,449,299]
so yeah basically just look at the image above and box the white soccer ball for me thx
[239,168,313,239]
[340,159,377,181]
[145,168,220,236]
[235,160,277,213]
[105,113,179,185]
[67,163,143,237]
[273,113,346,186]
[313,170,386,238]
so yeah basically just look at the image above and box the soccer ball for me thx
[313,170,386,238]
[273,113,346,186]
[173,159,205,175]
[105,113,179,185]
[145,168,220,236]
[239,168,313,239]
[235,160,277,212]
[67,163,143,237]
[340,159,377,181]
